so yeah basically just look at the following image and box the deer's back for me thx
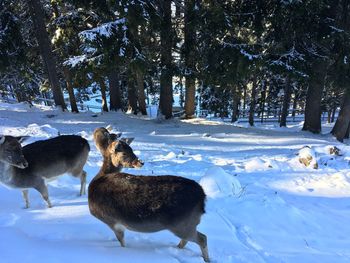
[19,135,90,179]
[88,173,205,231]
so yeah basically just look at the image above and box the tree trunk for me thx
[185,77,196,118]
[327,109,332,123]
[127,73,138,115]
[13,80,24,102]
[136,71,147,115]
[249,81,257,126]
[27,0,66,110]
[99,78,109,112]
[331,105,337,123]
[331,89,350,142]
[158,0,173,119]
[280,77,292,127]
[302,62,326,133]
[184,0,196,119]
[260,81,267,123]
[345,123,350,139]
[108,69,122,111]
[292,92,298,117]
[231,85,240,123]
[242,84,247,117]
[63,68,79,113]
[179,78,185,108]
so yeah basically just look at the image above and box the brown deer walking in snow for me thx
[88,128,209,262]
[0,135,90,208]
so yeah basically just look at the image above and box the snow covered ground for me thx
[1,101,350,263]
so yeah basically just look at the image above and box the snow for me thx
[79,18,126,42]
[1,101,350,262]
[200,167,242,198]
[63,55,88,68]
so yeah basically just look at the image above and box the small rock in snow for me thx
[328,146,342,156]
[298,146,318,169]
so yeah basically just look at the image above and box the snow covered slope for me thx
[1,102,350,263]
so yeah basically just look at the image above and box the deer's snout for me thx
[133,159,144,168]
[16,157,28,169]
[22,159,29,168]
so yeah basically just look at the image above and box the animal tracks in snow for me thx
[0,213,19,227]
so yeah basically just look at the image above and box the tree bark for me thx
[331,105,337,123]
[242,84,247,116]
[331,89,350,142]
[231,85,240,123]
[127,73,138,115]
[280,77,292,127]
[292,92,298,118]
[184,0,196,119]
[136,71,147,115]
[27,0,66,110]
[302,62,326,133]
[249,81,257,126]
[13,80,24,102]
[108,69,122,111]
[345,124,350,139]
[158,0,173,119]
[63,68,79,113]
[99,78,109,112]
[259,81,267,123]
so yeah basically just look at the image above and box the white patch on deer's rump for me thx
[114,223,125,231]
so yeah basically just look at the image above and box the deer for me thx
[93,127,122,154]
[89,128,209,262]
[0,134,90,208]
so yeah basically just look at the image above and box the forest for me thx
[1,1,350,140]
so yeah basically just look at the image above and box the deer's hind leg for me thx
[110,223,125,247]
[174,229,209,262]
[177,239,188,249]
[70,159,88,196]
[171,220,209,262]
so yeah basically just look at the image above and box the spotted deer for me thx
[89,128,209,262]
[0,135,90,208]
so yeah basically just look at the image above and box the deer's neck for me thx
[0,161,13,185]
[99,156,123,175]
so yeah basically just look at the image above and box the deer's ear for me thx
[109,132,122,141]
[106,125,113,132]
[0,136,5,144]
[120,137,134,145]
[115,142,122,151]
[15,136,30,143]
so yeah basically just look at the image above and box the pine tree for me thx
[27,0,66,110]
[158,0,173,119]
[183,0,198,118]
[331,89,350,141]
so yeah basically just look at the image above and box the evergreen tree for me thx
[27,0,66,110]
[158,0,173,119]
[183,0,198,118]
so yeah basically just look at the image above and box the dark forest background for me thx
[1,0,350,141]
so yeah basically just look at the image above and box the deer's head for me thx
[105,139,144,169]
[93,127,122,154]
[0,136,28,169]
